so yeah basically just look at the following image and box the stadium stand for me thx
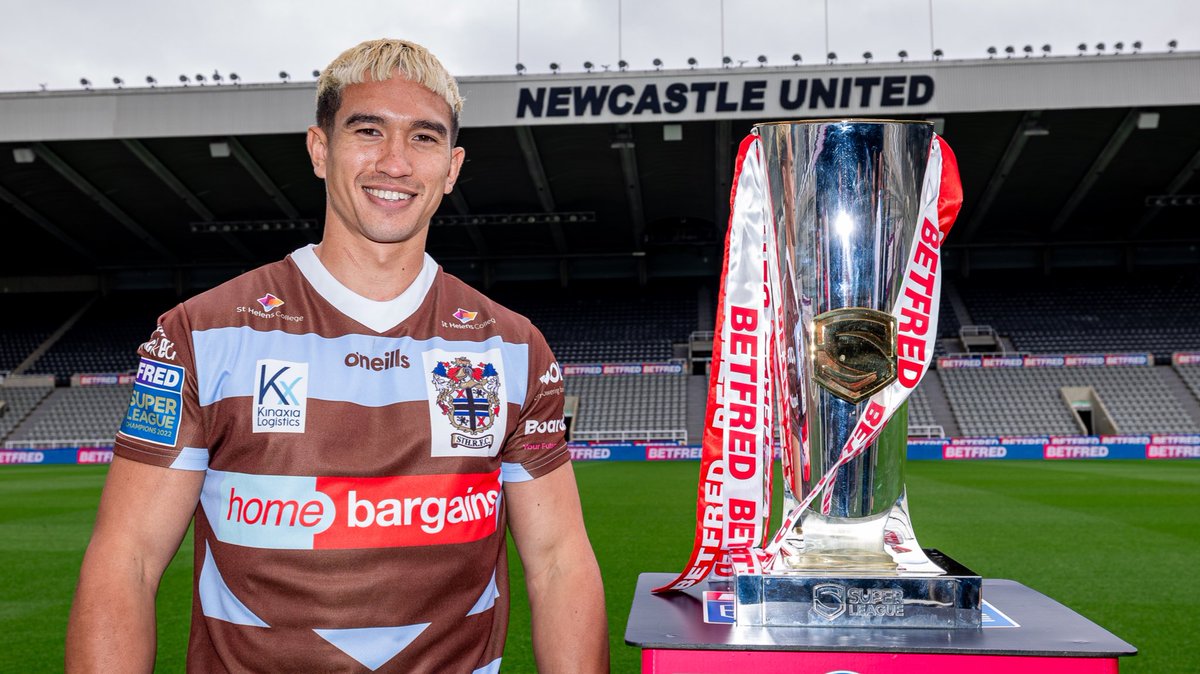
[6,385,132,446]
[0,384,55,442]
[1174,361,1200,404]
[906,383,942,436]
[940,365,1200,437]
[0,294,90,372]
[495,281,700,363]
[958,273,1200,360]
[26,292,175,378]
[567,374,688,442]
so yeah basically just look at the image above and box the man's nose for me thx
[375,136,413,177]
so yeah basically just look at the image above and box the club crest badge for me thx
[431,356,501,451]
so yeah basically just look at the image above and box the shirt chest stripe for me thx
[191,327,529,408]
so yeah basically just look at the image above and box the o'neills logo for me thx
[344,349,410,371]
[201,468,501,549]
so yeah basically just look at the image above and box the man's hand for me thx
[66,456,203,672]
[506,462,608,673]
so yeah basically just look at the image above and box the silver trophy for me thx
[734,120,980,628]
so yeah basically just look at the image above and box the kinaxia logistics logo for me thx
[201,468,501,550]
[253,359,308,433]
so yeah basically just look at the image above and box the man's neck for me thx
[312,234,427,302]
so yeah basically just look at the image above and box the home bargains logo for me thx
[200,468,501,550]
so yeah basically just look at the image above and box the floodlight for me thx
[584,61,594,72]
[279,71,290,81]
[1132,41,1142,52]
[792,53,802,64]
[898,50,908,62]
[515,63,525,74]
[1114,42,1124,53]
[618,59,629,71]
[179,74,190,84]
[145,76,157,86]
[311,70,320,78]
[229,73,240,83]
[687,57,698,69]
[112,77,123,87]
[550,62,560,73]
[722,56,732,67]
[757,55,768,66]
[211,71,222,83]
[80,78,91,88]
[987,46,997,58]
[1168,39,1178,52]
[1041,44,1052,56]
[862,51,872,63]
[652,58,662,70]
[1004,45,1015,57]
[1023,45,1033,57]
[932,49,943,60]
[826,52,837,64]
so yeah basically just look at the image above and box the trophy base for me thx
[734,549,981,628]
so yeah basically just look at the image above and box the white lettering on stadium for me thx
[943,446,1008,459]
[517,76,934,119]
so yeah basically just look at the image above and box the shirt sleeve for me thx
[500,326,570,482]
[113,303,208,471]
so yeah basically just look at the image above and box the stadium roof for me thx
[1,51,1198,291]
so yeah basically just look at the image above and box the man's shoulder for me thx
[176,256,299,326]
[434,269,543,342]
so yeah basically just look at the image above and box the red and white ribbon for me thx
[655,130,962,593]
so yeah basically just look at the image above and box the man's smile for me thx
[363,186,414,202]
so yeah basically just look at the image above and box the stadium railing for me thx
[572,429,688,443]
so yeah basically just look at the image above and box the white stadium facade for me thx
[0,50,1198,291]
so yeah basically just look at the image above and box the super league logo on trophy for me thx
[657,119,978,628]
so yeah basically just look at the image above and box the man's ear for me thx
[444,146,466,194]
[307,125,328,179]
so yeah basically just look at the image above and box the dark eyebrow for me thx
[343,113,386,128]
[411,119,449,138]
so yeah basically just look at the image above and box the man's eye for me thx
[356,128,382,137]
[414,134,439,143]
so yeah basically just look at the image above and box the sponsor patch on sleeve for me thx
[119,357,185,446]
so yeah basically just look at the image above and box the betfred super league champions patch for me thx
[120,357,185,446]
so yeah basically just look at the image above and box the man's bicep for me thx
[505,462,590,574]
[88,455,204,579]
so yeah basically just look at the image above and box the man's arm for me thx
[506,462,609,673]
[66,456,204,672]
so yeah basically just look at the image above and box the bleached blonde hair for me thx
[316,38,463,141]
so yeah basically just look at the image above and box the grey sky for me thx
[1,0,1196,93]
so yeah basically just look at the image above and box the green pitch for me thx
[2,460,1197,673]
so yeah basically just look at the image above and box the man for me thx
[67,38,608,673]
